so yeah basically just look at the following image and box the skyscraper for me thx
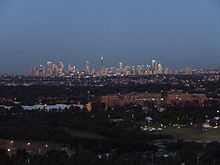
[39,65,46,76]
[119,62,123,74]
[52,63,58,75]
[59,61,65,70]
[58,61,65,76]
[184,67,192,75]
[151,60,158,73]
[85,60,91,75]
[158,63,163,74]
[29,67,38,76]
[47,61,53,76]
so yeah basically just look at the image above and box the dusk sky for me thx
[0,0,220,73]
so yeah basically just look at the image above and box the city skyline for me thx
[1,54,220,74]
[0,0,220,73]
[28,58,220,77]
[1,1,220,163]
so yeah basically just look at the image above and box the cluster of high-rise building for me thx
[28,57,220,77]
[29,61,65,77]
[28,57,163,77]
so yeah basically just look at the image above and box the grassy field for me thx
[154,127,220,142]
[67,129,107,140]
[67,127,220,142]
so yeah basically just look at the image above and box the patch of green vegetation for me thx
[154,127,220,142]
[67,129,107,140]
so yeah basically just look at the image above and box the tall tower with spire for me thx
[100,55,104,67]
[100,55,104,74]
